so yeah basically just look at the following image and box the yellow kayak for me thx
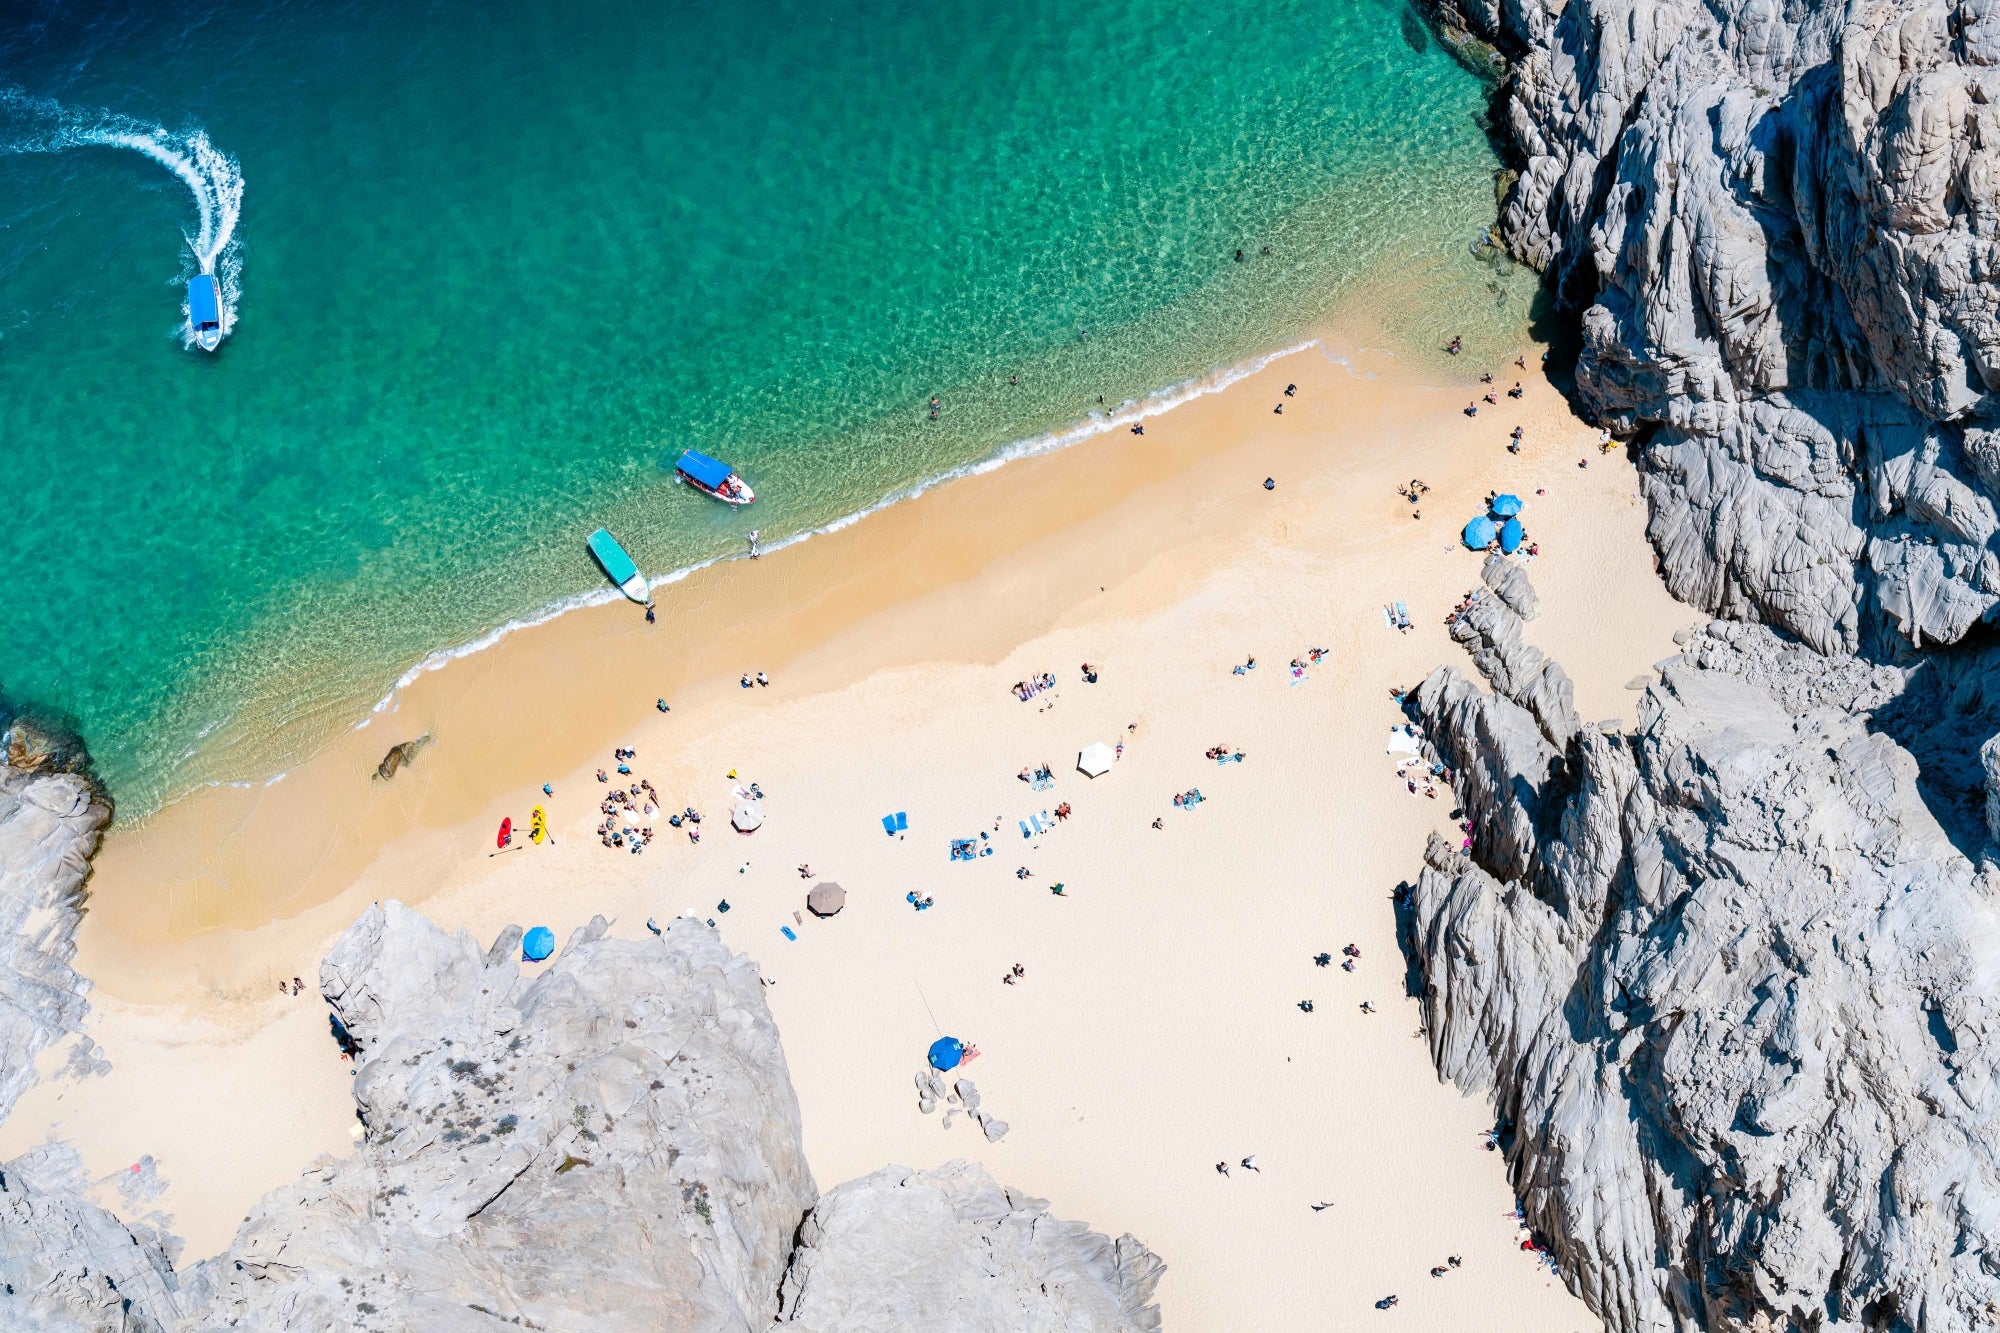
[530,806,548,845]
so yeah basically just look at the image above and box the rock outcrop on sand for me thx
[1408,573,2000,1329]
[0,902,1162,1332]
[1434,0,2000,655]
[0,760,110,1128]
[775,1162,1165,1332]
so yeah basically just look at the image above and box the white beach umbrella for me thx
[731,801,764,832]
[1077,742,1116,778]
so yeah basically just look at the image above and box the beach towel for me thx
[1386,726,1423,756]
[1019,820,1032,840]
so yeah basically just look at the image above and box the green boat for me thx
[587,528,651,606]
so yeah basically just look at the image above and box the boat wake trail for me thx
[1,88,245,347]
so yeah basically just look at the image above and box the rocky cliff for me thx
[1396,1,2000,1326]
[1409,565,2000,1330]
[0,902,1162,1332]
[0,755,111,1128]
[1436,0,2000,656]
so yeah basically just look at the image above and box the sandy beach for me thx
[2,322,1690,1327]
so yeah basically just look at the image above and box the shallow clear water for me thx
[1,0,1534,813]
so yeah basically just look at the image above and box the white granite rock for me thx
[773,1161,1162,1332]
[0,901,1157,1332]
[1410,568,2000,1330]
[1437,0,2000,653]
[0,766,109,1129]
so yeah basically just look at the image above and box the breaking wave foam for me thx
[2,89,245,346]
[359,339,1323,721]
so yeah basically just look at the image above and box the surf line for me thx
[0,88,246,348]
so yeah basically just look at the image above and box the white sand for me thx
[4,333,1688,1327]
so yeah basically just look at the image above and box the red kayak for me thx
[497,817,513,849]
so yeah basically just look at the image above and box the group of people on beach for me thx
[1451,341,1536,448]
[597,773,666,853]
[1012,672,1057,701]
[1397,477,1429,520]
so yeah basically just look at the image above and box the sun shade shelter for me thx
[1077,742,1116,777]
[928,1036,965,1071]
[1490,493,1523,517]
[1499,517,1525,554]
[732,801,764,832]
[676,450,733,490]
[522,926,556,962]
[806,882,847,917]
[1462,515,1497,550]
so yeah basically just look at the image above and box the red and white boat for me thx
[675,450,756,505]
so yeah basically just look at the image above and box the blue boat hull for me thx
[188,273,222,351]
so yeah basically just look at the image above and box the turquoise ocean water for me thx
[1,0,1534,815]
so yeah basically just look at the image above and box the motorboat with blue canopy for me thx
[188,273,222,351]
[675,450,756,505]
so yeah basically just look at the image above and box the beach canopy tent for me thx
[732,801,764,832]
[1462,515,1497,550]
[677,450,733,490]
[1077,742,1116,778]
[1490,493,1522,518]
[806,882,847,917]
[522,926,556,962]
[1499,517,1525,554]
[928,1036,965,1071]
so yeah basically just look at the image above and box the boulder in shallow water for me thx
[374,734,431,781]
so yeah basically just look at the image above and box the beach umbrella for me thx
[927,1036,965,1071]
[1499,517,1525,554]
[1490,493,1522,517]
[731,801,764,833]
[1462,515,1498,550]
[806,882,847,917]
[522,926,556,962]
[1077,741,1116,777]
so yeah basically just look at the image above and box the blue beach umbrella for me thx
[927,1036,964,1071]
[522,925,556,962]
[1499,517,1525,554]
[1462,515,1497,550]
[1490,493,1522,517]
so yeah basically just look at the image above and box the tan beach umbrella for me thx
[1077,742,1116,778]
[731,801,764,833]
[806,882,847,917]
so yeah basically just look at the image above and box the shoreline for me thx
[11,306,1684,1326]
[132,339,1334,820]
